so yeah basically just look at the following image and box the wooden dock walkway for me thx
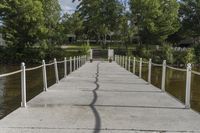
[0,61,200,132]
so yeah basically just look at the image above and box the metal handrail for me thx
[45,62,55,66]
[166,65,186,72]
[26,65,43,71]
[152,63,163,67]
[192,70,200,76]
[142,61,149,64]
[0,70,22,78]
[57,61,65,64]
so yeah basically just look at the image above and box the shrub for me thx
[81,42,91,55]
[161,43,174,64]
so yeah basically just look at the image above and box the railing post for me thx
[54,58,59,83]
[119,55,121,65]
[85,55,87,63]
[128,56,131,71]
[125,56,127,69]
[161,60,167,92]
[133,57,136,74]
[79,56,81,68]
[122,56,125,67]
[76,56,79,69]
[73,56,76,71]
[148,59,152,84]
[185,63,192,109]
[64,57,67,77]
[42,60,47,91]
[70,57,72,73]
[21,62,26,107]
[139,58,142,78]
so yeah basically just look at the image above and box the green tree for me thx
[179,0,200,44]
[61,12,83,36]
[0,0,45,50]
[129,0,180,45]
[76,0,123,46]
[40,0,61,45]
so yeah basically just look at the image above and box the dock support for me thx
[73,56,76,71]
[70,57,72,73]
[139,58,142,78]
[64,57,67,77]
[161,60,167,92]
[76,56,79,69]
[79,56,81,68]
[54,58,59,83]
[42,60,47,91]
[21,62,26,107]
[125,56,127,70]
[185,63,192,109]
[148,59,152,84]
[133,57,136,74]
[122,56,124,68]
[128,56,131,71]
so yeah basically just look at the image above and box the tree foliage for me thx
[130,0,180,44]
[179,0,200,43]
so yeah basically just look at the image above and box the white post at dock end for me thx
[21,62,26,107]
[161,60,166,92]
[42,60,48,91]
[185,63,192,109]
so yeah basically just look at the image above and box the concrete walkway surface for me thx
[0,61,200,133]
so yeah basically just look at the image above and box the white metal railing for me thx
[115,55,198,109]
[0,55,87,108]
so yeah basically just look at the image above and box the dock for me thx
[0,61,200,132]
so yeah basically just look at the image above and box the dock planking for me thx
[0,61,200,133]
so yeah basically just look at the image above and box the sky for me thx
[59,0,129,14]
[59,0,80,14]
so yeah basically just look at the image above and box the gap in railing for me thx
[191,74,200,112]
[26,68,43,102]
[165,68,186,104]
[0,73,21,119]
[0,55,87,119]
[151,66,162,89]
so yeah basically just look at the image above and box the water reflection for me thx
[141,64,200,113]
[0,62,71,119]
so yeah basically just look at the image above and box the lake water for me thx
[0,61,200,119]
[134,62,200,113]
[0,61,75,119]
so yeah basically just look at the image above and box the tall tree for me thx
[0,0,45,49]
[129,0,180,45]
[40,0,61,44]
[179,0,200,44]
[76,0,123,46]
[61,12,83,40]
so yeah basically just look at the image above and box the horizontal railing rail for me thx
[115,55,194,109]
[0,70,22,78]
[0,55,87,108]
[192,70,200,76]
[26,65,43,72]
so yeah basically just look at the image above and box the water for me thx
[1,61,200,119]
[139,64,200,113]
[0,61,73,119]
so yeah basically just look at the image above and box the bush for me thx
[184,48,196,64]
[81,42,91,55]
[194,44,200,63]
[161,43,174,64]
[135,45,151,59]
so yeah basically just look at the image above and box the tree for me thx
[61,12,83,42]
[76,0,123,46]
[129,0,180,45]
[0,0,45,50]
[179,0,200,44]
[40,0,61,45]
